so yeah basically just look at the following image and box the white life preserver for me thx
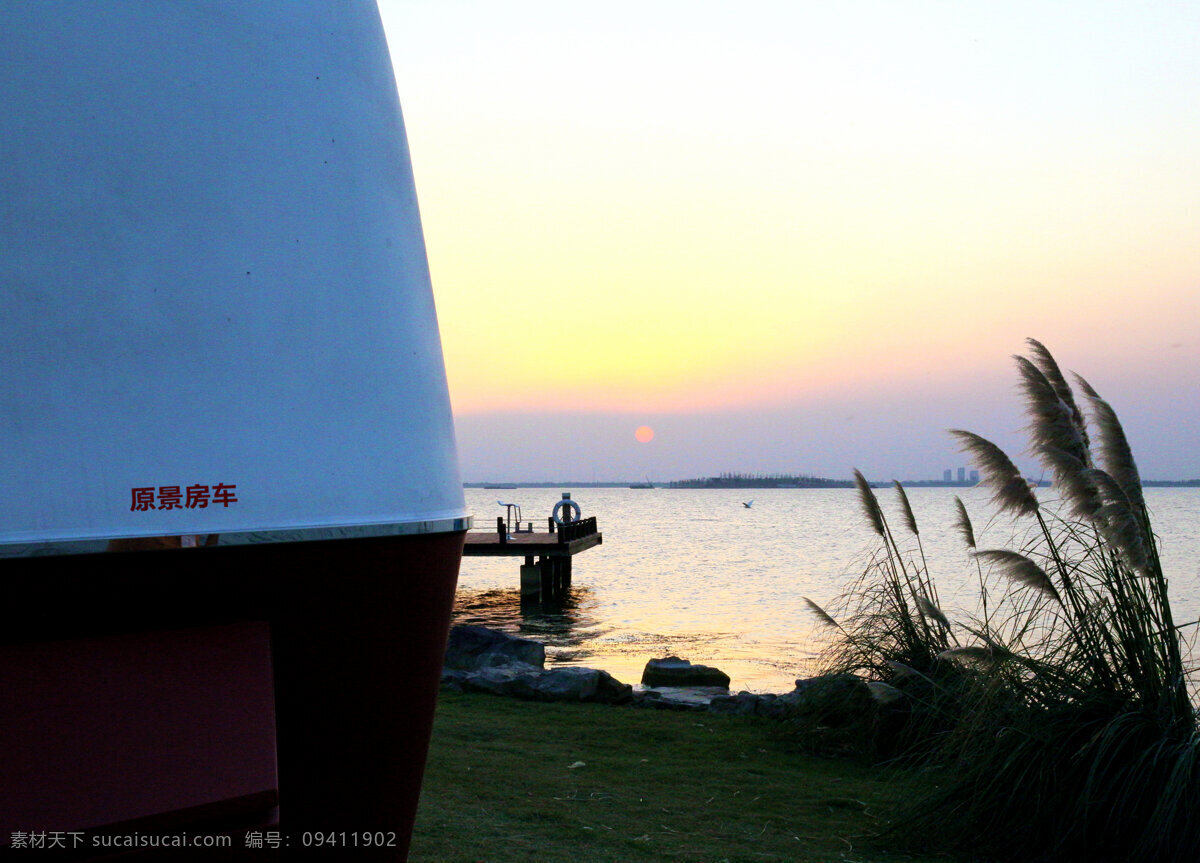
[552,498,582,525]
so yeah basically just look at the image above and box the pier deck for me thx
[461,516,601,601]
[462,524,603,558]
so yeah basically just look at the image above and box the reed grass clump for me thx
[804,339,1198,863]
[800,474,971,760]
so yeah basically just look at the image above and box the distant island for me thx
[465,475,1200,490]
[464,481,637,489]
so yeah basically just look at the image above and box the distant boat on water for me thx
[629,478,655,489]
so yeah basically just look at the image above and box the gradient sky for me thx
[376,1,1200,482]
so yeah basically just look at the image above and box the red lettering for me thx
[157,485,183,510]
[185,484,211,509]
[213,483,238,507]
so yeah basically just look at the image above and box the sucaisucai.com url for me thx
[92,834,232,849]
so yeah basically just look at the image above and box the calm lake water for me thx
[453,486,1200,693]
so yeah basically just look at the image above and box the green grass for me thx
[410,691,958,863]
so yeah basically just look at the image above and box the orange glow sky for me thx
[378,1,1200,481]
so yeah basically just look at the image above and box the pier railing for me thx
[557,516,597,543]
[470,513,599,545]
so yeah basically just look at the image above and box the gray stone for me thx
[631,689,708,711]
[793,673,869,699]
[532,667,633,705]
[458,665,541,698]
[636,685,724,710]
[642,656,730,688]
[632,689,664,705]
[447,663,633,705]
[444,625,545,671]
[477,651,542,670]
[758,692,804,720]
[788,673,872,727]
[709,691,762,716]
[440,668,471,691]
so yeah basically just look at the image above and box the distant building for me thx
[970,470,979,484]
[957,467,966,483]
[943,469,952,482]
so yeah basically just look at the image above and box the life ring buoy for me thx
[552,498,582,525]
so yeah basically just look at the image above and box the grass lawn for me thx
[410,691,954,863]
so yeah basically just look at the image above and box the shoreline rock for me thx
[440,625,873,719]
[642,656,731,689]
[444,625,545,672]
[441,625,631,704]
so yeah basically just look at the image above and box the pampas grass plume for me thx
[974,549,1061,604]
[1075,374,1145,511]
[1014,354,1091,470]
[938,645,994,664]
[1026,337,1090,451]
[948,430,1039,517]
[867,680,906,703]
[952,496,976,549]
[854,469,886,536]
[803,596,843,631]
[893,480,920,536]
[1086,468,1148,572]
[917,595,951,630]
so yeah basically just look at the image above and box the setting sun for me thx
[634,426,655,443]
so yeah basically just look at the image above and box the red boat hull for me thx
[0,531,464,859]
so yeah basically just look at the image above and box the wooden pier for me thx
[463,513,602,602]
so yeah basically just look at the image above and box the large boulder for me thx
[641,656,730,689]
[440,667,471,691]
[445,664,632,705]
[532,668,632,705]
[788,673,873,727]
[758,691,804,719]
[444,625,545,671]
[632,689,708,711]
[709,691,769,717]
[456,665,541,699]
